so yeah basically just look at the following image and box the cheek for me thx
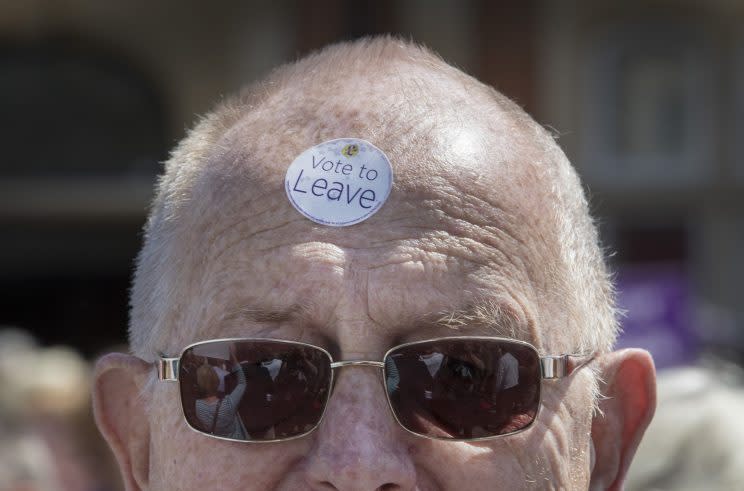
[148,388,310,490]
[410,437,555,490]
[514,379,594,487]
[416,381,593,490]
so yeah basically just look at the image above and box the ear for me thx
[92,353,152,491]
[589,348,656,491]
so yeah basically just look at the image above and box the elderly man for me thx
[93,38,656,490]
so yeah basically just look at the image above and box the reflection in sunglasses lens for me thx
[384,339,541,439]
[179,340,332,441]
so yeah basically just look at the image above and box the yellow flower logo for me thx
[341,144,359,158]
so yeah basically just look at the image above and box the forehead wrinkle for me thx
[393,161,554,241]
[183,173,302,265]
[202,215,307,266]
[196,195,533,280]
[427,178,558,307]
[193,188,512,267]
[190,188,544,331]
[373,207,542,301]
[422,173,551,258]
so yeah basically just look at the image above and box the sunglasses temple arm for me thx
[158,357,180,381]
[569,353,596,374]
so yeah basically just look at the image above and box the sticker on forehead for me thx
[285,138,393,227]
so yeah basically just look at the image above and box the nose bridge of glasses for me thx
[330,360,385,369]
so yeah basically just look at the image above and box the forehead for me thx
[167,109,568,355]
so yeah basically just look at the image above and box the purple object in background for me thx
[615,263,699,370]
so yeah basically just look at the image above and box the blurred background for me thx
[1,1,742,490]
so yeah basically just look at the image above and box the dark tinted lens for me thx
[384,338,541,439]
[179,340,332,441]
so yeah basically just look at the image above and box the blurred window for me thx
[736,39,744,182]
[0,40,167,356]
[0,41,165,177]
[581,23,714,189]
[616,52,687,156]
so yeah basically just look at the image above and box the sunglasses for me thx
[157,336,593,443]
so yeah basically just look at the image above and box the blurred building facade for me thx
[1,0,743,364]
[538,0,744,366]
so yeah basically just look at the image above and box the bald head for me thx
[130,37,616,361]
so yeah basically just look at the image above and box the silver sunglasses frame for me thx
[158,336,594,444]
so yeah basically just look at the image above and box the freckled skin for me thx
[140,118,597,490]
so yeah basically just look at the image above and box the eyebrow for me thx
[224,305,304,324]
[412,300,532,341]
[222,299,531,341]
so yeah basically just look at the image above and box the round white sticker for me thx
[285,138,393,227]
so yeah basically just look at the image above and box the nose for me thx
[302,367,417,490]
